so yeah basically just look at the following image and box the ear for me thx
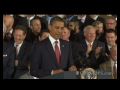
[115,35,117,41]
[48,24,51,31]
[23,34,26,39]
[84,32,86,37]
[30,26,32,29]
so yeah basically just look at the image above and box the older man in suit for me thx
[30,16,77,78]
[100,44,117,79]
[79,25,105,69]
[3,22,15,79]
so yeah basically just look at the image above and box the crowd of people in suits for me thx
[3,14,117,79]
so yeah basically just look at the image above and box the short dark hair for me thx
[30,17,41,26]
[105,29,117,36]
[14,25,27,35]
[50,16,65,25]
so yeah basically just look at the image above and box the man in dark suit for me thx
[30,16,77,78]
[104,29,117,59]
[12,25,33,79]
[61,26,81,70]
[3,22,15,79]
[79,25,106,69]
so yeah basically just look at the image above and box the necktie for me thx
[113,61,117,79]
[54,41,60,65]
[15,44,19,60]
[6,32,11,41]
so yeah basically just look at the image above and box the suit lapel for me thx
[45,38,59,68]
[3,41,6,52]
[60,40,66,68]
[82,40,87,52]
[18,41,26,59]
[92,40,97,50]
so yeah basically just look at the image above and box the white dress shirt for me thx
[78,15,86,23]
[49,34,61,75]
[49,34,61,54]
[93,15,98,20]
[14,41,23,55]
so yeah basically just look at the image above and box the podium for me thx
[42,70,112,79]
[42,71,79,79]
[95,69,112,79]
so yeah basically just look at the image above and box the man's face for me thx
[61,27,70,41]
[105,19,117,30]
[84,28,96,42]
[106,33,117,46]
[68,22,75,30]
[31,19,41,34]
[14,29,26,44]
[48,21,64,40]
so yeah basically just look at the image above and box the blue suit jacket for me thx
[3,41,15,79]
[30,38,74,78]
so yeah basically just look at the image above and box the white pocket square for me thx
[3,54,7,57]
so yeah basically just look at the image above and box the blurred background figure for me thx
[3,22,15,79]
[100,44,117,79]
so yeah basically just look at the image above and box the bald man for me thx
[100,44,117,79]
[3,22,15,79]
[3,15,14,42]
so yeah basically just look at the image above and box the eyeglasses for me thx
[106,22,116,25]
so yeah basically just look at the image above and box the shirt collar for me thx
[14,41,23,47]
[27,15,35,20]
[107,43,116,50]
[78,15,86,23]
[49,34,60,45]
[10,29,13,34]
[111,59,117,64]
[93,15,98,20]
[85,39,93,45]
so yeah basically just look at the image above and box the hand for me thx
[86,43,92,54]
[53,69,64,74]
[95,46,102,56]
[69,65,77,71]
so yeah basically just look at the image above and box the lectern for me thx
[42,71,79,79]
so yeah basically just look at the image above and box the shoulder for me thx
[24,41,33,46]
[60,39,70,45]
[3,41,14,50]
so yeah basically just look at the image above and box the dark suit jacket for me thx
[3,41,15,79]
[79,40,106,69]
[30,38,74,78]
[13,41,33,79]
[69,41,82,70]
[4,31,14,43]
